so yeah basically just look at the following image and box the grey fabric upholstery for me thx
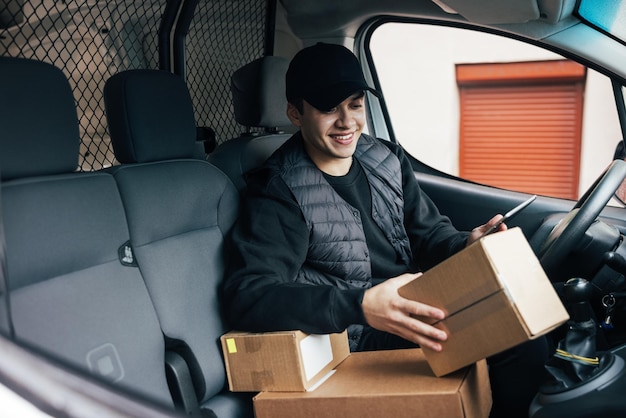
[209,56,292,191]
[0,58,173,406]
[0,57,79,180]
[208,134,291,191]
[104,69,197,164]
[230,56,291,129]
[104,70,249,417]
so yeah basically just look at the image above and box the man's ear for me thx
[286,102,302,127]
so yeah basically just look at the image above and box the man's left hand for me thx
[466,214,506,246]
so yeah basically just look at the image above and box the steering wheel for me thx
[539,159,626,278]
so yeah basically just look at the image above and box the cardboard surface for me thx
[399,227,569,376]
[221,330,349,392]
[254,348,492,418]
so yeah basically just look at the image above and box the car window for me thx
[369,22,622,200]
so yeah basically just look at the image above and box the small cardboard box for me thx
[220,330,349,392]
[253,348,491,418]
[399,227,569,376]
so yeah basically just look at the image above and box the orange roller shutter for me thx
[457,60,586,199]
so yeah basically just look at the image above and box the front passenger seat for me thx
[208,56,292,191]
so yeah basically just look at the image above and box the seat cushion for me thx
[3,172,173,405]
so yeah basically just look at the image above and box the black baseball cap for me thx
[285,43,380,111]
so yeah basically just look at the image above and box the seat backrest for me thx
[208,56,292,191]
[0,57,173,406]
[103,69,244,416]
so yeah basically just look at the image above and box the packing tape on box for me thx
[226,338,237,354]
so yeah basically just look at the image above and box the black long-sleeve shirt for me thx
[222,137,469,334]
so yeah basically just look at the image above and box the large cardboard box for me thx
[220,330,349,392]
[254,348,491,418]
[399,227,569,376]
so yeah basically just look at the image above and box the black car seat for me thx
[103,69,250,418]
[208,56,292,191]
[0,57,174,406]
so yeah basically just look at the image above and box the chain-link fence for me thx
[188,0,267,145]
[0,0,267,171]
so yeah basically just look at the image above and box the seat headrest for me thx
[0,57,80,181]
[231,56,291,129]
[103,70,197,164]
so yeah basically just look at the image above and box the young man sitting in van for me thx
[223,43,549,418]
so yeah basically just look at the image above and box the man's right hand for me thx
[361,272,448,352]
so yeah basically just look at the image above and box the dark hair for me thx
[289,97,304,114]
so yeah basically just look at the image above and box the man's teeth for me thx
[333,134,352,140]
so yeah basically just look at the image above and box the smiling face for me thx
[287,92,366,176]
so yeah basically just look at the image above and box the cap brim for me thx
[304,81,380,111]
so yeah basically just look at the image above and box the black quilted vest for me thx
[270,133,412,290]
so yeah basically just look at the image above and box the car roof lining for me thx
[278,0,576,40]
[278,0,626,82]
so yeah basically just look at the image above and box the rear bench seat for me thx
[1,59,251,417]
[0,57,173,406]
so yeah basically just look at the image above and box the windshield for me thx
[577,0,626,44]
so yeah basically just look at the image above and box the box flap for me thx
[422,292,529,376]
[481,228,569,336]
[398,241,502,322]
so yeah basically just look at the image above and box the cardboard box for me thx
[220,330,349,392]
[399,227,569,376]
[253,348,491,418]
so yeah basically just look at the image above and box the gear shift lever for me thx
[530,277,626,418]
[546,278,600,388]
[546,278,600,386]
[564,278,594,322]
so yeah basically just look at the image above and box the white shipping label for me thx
[299,334,333,382]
